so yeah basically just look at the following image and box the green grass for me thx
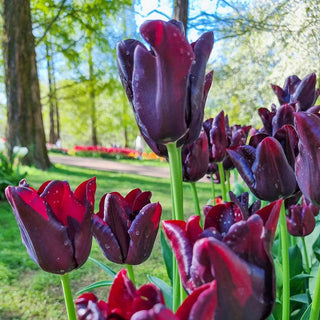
[0,163,213,319]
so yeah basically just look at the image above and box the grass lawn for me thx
[0,163,213,319]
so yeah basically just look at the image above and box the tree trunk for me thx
[46,40,57,144]
[88,42,98,146]
[2,0,51,169]
[173,0,189,33]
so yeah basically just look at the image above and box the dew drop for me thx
[135,230,140,236]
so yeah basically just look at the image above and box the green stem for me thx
[60,273,76,320]
[190,182,202,226]
[226,170,231,199]
[126,264,136,286]
[279,201,290,320]
[217,162,227,202]
[301,237,310,273]
[167,142,184,310]
[310,263,320,320]
[167,143,184,221]
[210,173,216,205]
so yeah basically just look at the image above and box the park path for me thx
[49,154,209,183]
[49,154,171,179]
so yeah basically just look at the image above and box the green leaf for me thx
[290,293,309,304]
[76,280,113,295]
[312,231,320,262]
[299,303,312,320]
[148,275,173,310]
[89,257,116,278]
[289,245,303,278]
[160,230,173,285]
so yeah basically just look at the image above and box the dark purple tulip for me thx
[163,200,281,320]
[287,196,319,237]
[271,73,320,111]
[182,130,209,182]
[116,19,214,148]
[93,188,162,265]
[5,178,96,274]
[76,269,165,320]
[257,105,277,135]
[294,112,320,206]
[227,137,297,201]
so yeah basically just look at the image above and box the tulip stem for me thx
[167,143,184,221]
[60,273,76,320]
[310,260,320,320]
[279,201,290,320]
[226,170,231,200]
[210,173,216,205]
[217,162,227,202]
[301,237,310,273]
[126,264,136,286]
[167,142,184,311]
[190,182,202,226]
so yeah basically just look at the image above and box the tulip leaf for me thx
[76,280,114,295]
[89,257,116,278]
[299,303,311,320]
[148,275,173,310]
[289,245,303,278]
[160,230,173,285]
[290,293,310,304]
[312,231,320,262]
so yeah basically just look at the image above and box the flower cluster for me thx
[5,18,320,320]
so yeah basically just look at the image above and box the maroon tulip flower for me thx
[271,73,320,111]
[294,112,320,206]
[131,282,217,320]
[5,178,96,274]
[163,200,281,319]
[286,196,320,237]
[227,137,297,201]
[93,188,162,265]
[182,130,209,182]
[116,19,214,149]
[75,269,165,320]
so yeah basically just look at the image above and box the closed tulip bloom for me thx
[227,137,297,201]
[294,112,320,206]
[116,19,214,147]
[93,189,162,265]
[271,73,320,111]
[5,178,96,274]
[182,130,209,182]
[287,196,319,237]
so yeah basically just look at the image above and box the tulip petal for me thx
[126,202,162,264]
[176,282,217,320]
[108,269,136,319]
[162,220,195,292]
[132,284,165,314]
[41,180,86,225]
[74,177,96,208]
[294,112,320,205]
[93,215,124,264]
[131,304,178,320]
[105,192,131,260]
[210,111,227,162]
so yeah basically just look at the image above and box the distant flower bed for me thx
[71,145,164,161]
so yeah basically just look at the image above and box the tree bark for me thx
[88,41,98,146]
[2,0,51,169]
[173,0,189,33]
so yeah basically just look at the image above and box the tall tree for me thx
[2,0,50,169]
